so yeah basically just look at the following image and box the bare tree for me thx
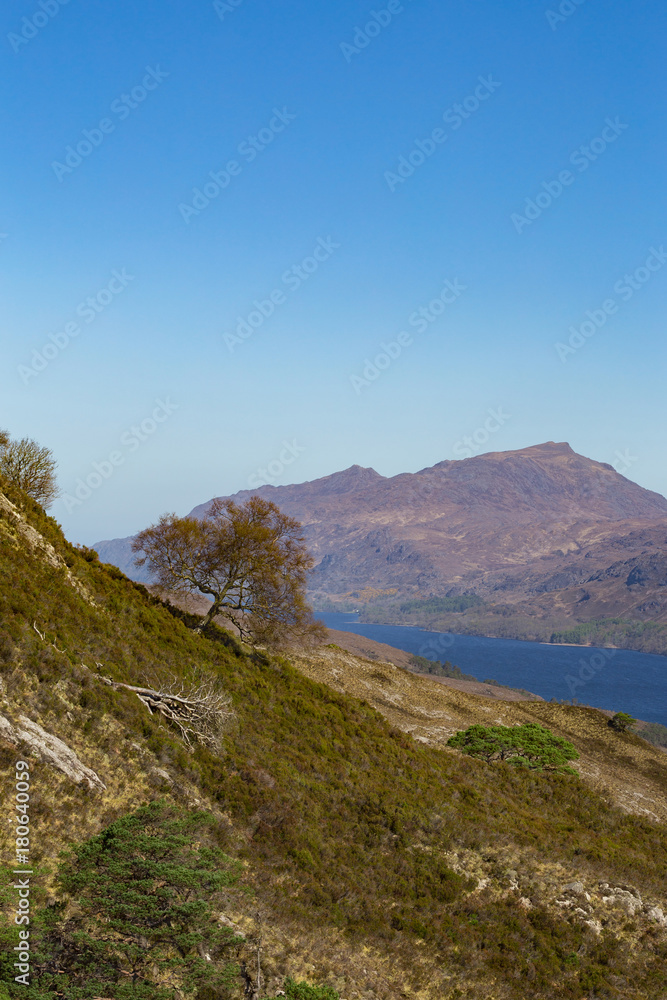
[132,495,326,649]
[0,433,60,508]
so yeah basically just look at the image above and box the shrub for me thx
[447,723,579,774]
[610,711,637,732]
[261,977,339,1000]
[15,802,243,999]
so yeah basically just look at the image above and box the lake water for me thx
[318,612,667,726]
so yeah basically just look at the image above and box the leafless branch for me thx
[91,672,234,751]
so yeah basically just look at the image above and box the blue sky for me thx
[2,0,666,544]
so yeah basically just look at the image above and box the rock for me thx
[601,888,642,914]
[562,881,585,895]
[518,897,532,909]
[0,492,93,603]
[647,907,667,926]
[218,914,245,939]
[585,919,602,935]
[152,768,173,784]
[0,713,105,790]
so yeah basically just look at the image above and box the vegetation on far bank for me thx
[321,594,667,658]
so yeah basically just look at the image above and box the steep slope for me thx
[291,644,667,824]
[3,480,667,998]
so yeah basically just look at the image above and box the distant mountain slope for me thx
[94,442,667,649]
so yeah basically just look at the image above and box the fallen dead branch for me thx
[91,672,234,751]
[31,622,233,752]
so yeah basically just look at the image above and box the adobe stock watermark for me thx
[511,118,628,234]
[247,440,306,489]
[452,407,511,459]
[213,0,246,20]
[8,0,71,54]
[179,107,296,223]
[224,237,340,352]
[545,0,588,31]
[12,759,32,986]
[554,245,666,362]
[51,66,169,181]
[18,269,135,385]
[564,647,616,701]
[350,278,466,394]
[340,0,417,63]
[611,448,637,476]
[384,75,501,192]
[418,632,456,664]
[60,398,179,513]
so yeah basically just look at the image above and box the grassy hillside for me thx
[1,479,667,999]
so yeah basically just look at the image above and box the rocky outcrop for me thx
[0,492,93,603]
[0,713,106,790]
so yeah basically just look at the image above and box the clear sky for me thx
[2,0,666,545]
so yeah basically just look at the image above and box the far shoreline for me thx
[316,611,667,659]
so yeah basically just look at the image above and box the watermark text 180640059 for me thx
[12,760,33,986]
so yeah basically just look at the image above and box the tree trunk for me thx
[193,600,221,634]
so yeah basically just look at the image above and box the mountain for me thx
[95,443,667,652]
[3,473,667,999]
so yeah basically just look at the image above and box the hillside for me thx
[3,479,667,998]
[94,442,667,654]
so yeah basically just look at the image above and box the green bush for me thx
[408,654,477,681]
[261,977,339,1000]
[1,803,243,999]
[447,723,580,774]
[610,711,637,732]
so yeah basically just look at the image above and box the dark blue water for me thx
[318,612,667,726]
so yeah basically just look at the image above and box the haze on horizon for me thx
[2,0,666,545]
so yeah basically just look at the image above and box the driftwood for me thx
[92,673,233,751]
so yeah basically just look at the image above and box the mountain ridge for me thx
[94,442,667,652]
